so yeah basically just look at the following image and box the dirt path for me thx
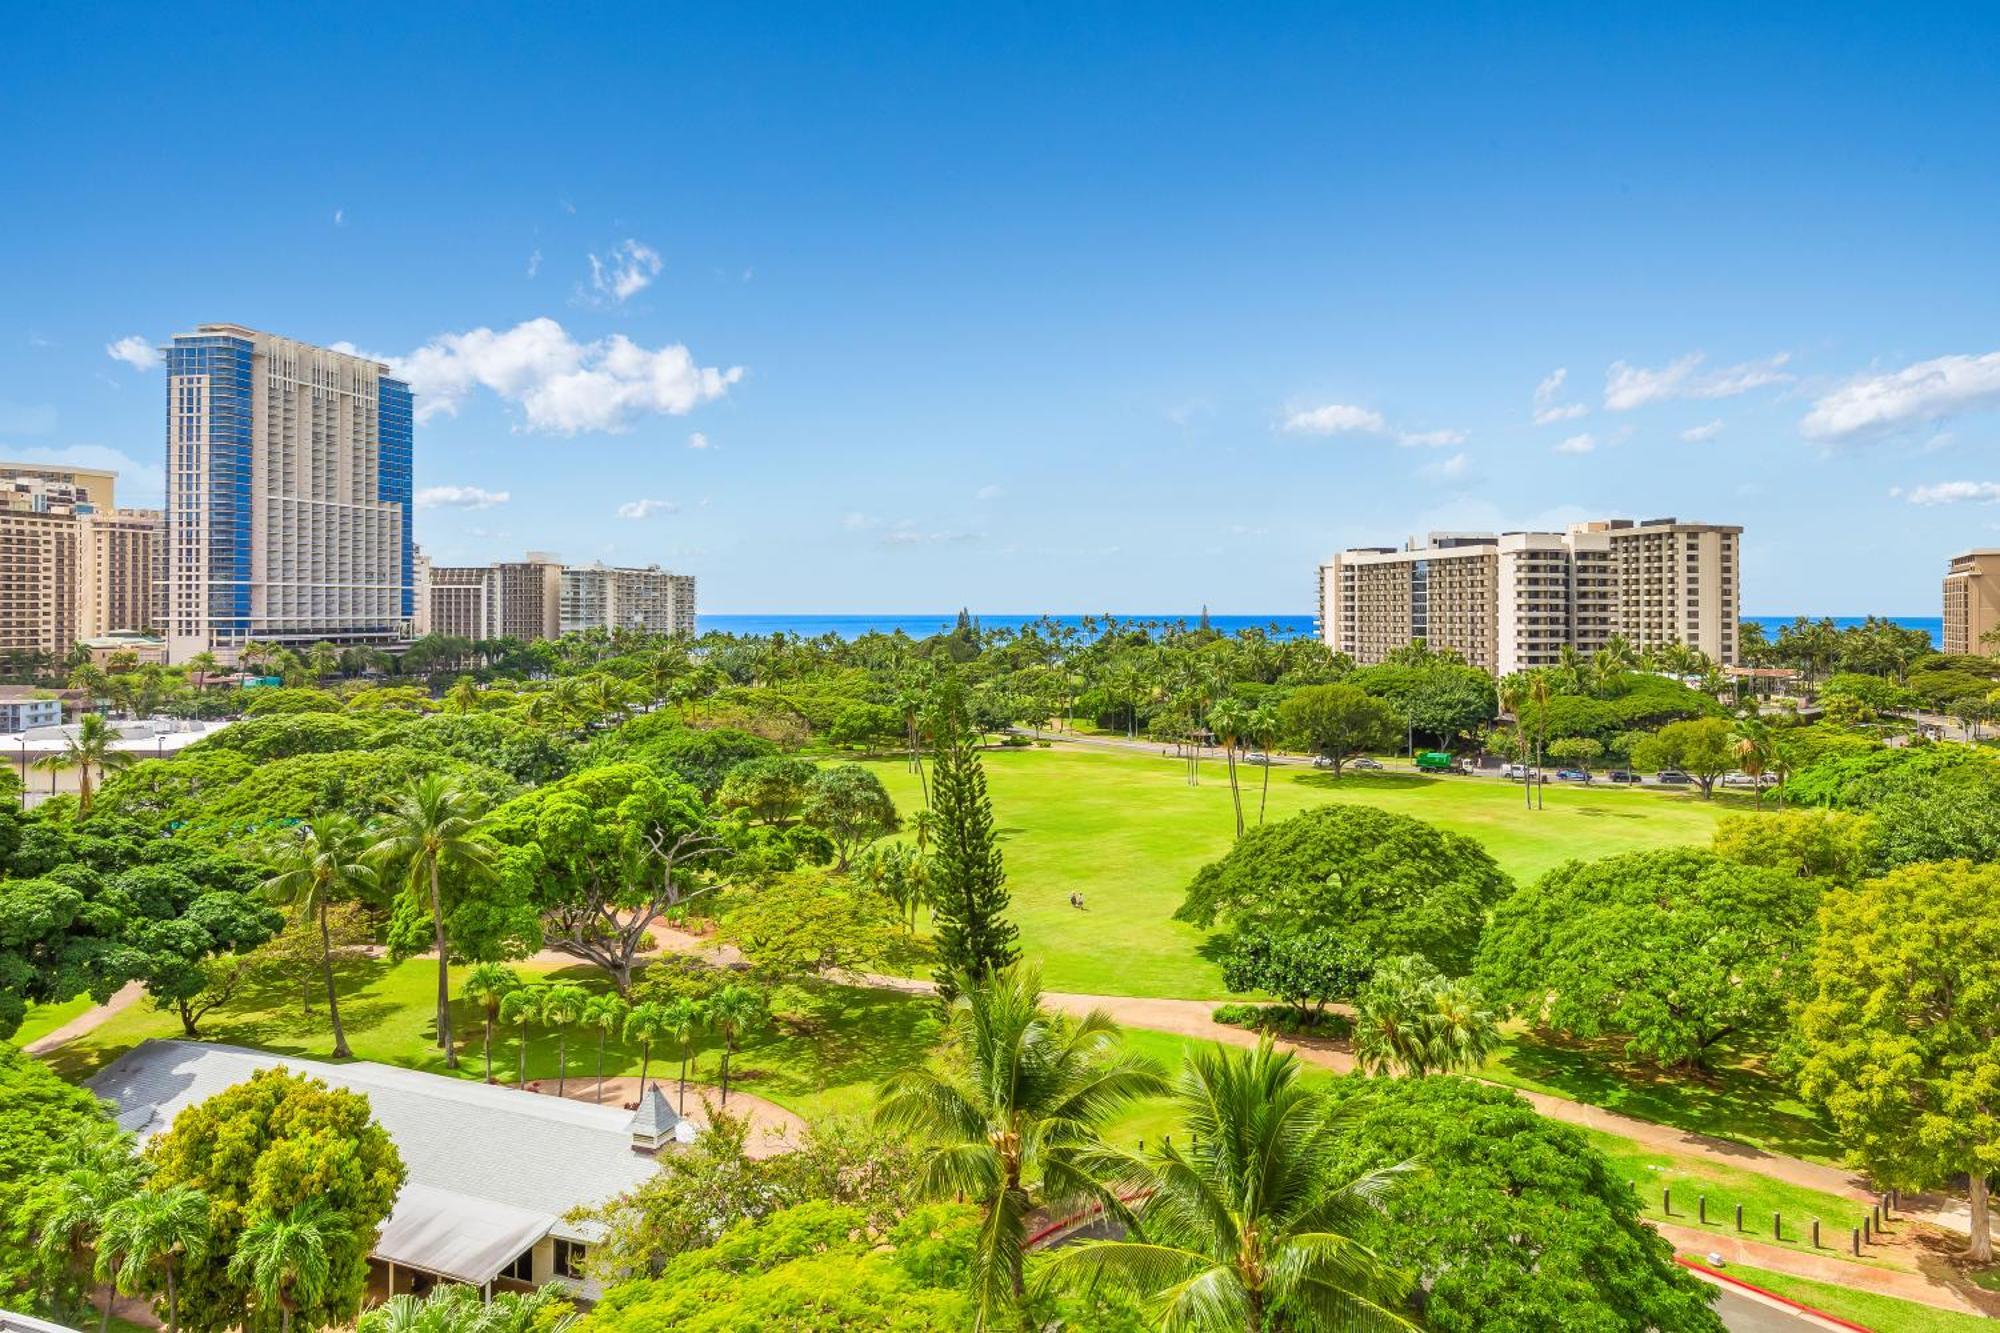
[531,1073,807,1158]
[23,981,145,1056]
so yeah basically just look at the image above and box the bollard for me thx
[1812,1219,1820,1248]
[1851,1227,1860,1256]
[1698,1195,1706,1225]
[1773,1212,1781,1241]
[1863,1215,1871,1244]
[1735,1203,1744,1231]
[1881,1191,1892,1221]
[1872,1203,1882,1231]
[1663,1186,1671,1216]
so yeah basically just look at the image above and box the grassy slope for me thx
[1722,1264,1996,1332]
[866,744,1738,998]
[12,993,93,1046]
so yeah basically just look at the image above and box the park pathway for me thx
[23,981,143,1056]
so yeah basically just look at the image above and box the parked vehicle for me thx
[1502,764,1548,782]
[1655,770,1693,785]
[1606,770,1642,784]
[1350,757,1384,770]
[1415,751,1457,773]
[1245,753,1275,765]
[1721,772,1778,789]
[1555,768,1592,782]
[1312,756,1335,769]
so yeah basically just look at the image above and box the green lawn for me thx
[1480,1030,1844,1164]
[1720,1263,1997,1332]
[13,992,94,1046]
[867,744,1740,998]
[40,954,943,1123]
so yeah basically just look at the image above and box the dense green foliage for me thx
[0,1042,123,1299]
[1478,849,1820,1067]
[924,678,1018,997]
[1177,805,1511,976]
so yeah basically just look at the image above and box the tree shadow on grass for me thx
[742,982,941,1101]
[1497,1030,1844,1163]
[1290,772,1440,793]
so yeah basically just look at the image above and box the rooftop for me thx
[89,1040,667,1286]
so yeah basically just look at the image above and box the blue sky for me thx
[3,4,1999,614]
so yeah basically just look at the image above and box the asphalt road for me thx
[1711,1284,1842,1331]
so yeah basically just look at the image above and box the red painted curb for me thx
[1674,1257,1873,1331]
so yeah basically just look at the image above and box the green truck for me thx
[1415,751,1457,773]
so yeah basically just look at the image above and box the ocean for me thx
[695,612,1945,646]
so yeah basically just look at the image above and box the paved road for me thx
[1711,1285,1845,1332]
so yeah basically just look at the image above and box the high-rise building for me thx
[1942,549,2000,655]
[164,325,413,664]
[560,563,696,637]
[1318,517,1741,675]
[419,552,562,643]
[0,462,161,658]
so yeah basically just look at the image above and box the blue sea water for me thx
[696,612,1944,646]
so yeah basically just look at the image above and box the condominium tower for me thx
[0,463,161,657]
[560,563,697,638]
[1942,549,2000,655]
[1317,517,1742,675]
[164,325,413,664]
[414,552,696,642]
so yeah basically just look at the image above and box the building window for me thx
[498,1248,534,1283]
[553,1238,588,1280]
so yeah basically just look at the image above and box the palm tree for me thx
[1527,672,1552,811]
[1207,696,1252,840]
[27,1133,142,1331]
[369,775,495,1068]
[1497,675,1531,811]
[305,641,340,682]
[539,982,589,1098]
[261,813,379,1058]
[662,997,705,1113]
[35,713,134,818]
[622,1001,669,1094]
[228,1198,353,1333]
[876,964,1167,1327]
[500,986,543,1088]
[462,963,521,1083]
[99,1185,211,1333]
[1352,956,1501,1077]
[358,1281,580,1333]
[704,984,767,1107]
[1247,701,1280,826]
[442,676,483,715]
[185,650,221,694]
[1038,1041,1414,1332]
[584,993,629,1103]
[1730,716,1775,811]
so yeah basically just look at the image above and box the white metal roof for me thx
[89,1040,665,1283]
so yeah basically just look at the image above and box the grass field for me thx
[866,743,1738,997]
[13,993,93,1046]
[1721,1264,1997,1332]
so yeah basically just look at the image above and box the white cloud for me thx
[975,483,1005,501]
[371,318,742,434]
[1554,433,1597,455]
[415,485,510,510]
[526,249,542,279]
[842,512,879,531]
[586,239,663,304]
[1397,428,1467,448]
[687,431,711,450]
[105,336,159,372]
[880,520,978,546]
[1282,403,1386,435]
[616,497,679,519]
[1802,351,2000,442]
[333,208,346,226]
[1681,419,1725,443]
[1420,451,1472,481]
[1604,352,1792,410]
[1532,368,1588,424]
[1901,480,2000,506]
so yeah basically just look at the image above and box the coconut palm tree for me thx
[583,993,629,1103]
[261,813,379,1058]
[1351,955,1501,1077]
[1037,1041,1414,1332]
[662,997,705,1113]
[98,1185,211,1333]
[1497,675,1531,811]
[1730,716,1775,811]
[35,713,134,818]
[539,982,589,1098]
[442,676,483,715]
[462,963,522,1082]
[500,986,544,1088]
[228,1198,353,1333]
[26,1133,143,1331]
[1247,700,1281,826]
[622,1001,669,1093]
[357,1281,580,1333]
[1527,672,1552,811]
[704,984,767,1108]
[876,964,1167,1328]
[1207,696,1252,840]
[369,774,495,1068]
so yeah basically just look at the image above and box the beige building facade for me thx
[416,553,694,643]
[0,462,161,658]
[560,563,696,637]
[1943,549,2000,655]
[1318,517,1742,675]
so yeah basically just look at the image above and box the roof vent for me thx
[627,1083,684,1154]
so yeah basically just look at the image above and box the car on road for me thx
[1721,772,1779,789]
[1502,763,1548,782]
[1655,770,1693,785]
[1245,753,1275,765]
[1350,757,1384,770]
[1606,770,1642,784]
[1555,768,1592,782]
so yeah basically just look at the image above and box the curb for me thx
[1675,1257,1872,1331]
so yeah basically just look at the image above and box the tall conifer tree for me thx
[926,674,1018,1000]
